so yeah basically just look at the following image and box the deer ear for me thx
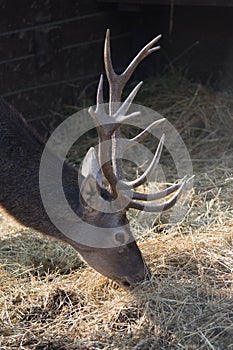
[80,147,102,186]
[80,174,101,210]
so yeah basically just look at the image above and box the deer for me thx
[0,30,186,288]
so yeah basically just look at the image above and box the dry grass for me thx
[0,73,233,349]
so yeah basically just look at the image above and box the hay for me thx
[0,72,232,349]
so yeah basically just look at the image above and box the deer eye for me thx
[114,231,127,245]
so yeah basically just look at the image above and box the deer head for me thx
[68,30,186,287]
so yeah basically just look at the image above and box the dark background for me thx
[1,0,233,124]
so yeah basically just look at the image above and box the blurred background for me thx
[1,0,233,133]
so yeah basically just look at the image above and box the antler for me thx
[105,29,161,179]
[88,30,186,211]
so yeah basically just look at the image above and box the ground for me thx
[0,73,232,349]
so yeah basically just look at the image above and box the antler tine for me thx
[88,75,108,126]
[104,29,117,90]
[111,118,165,184]
[104,29,161,108]
[131,177,186,201]
[122,34,161,89]
[115,81,143,123]
[109,118,165,182]
[96,74,104,110]
[117,118,166,156]
[110,81,143,180]
[130,118,166,144]
[127,180,186,212]
[117,134,165,190]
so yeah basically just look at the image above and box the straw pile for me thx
[0,72,232,349]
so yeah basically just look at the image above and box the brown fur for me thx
[0,98,148,287]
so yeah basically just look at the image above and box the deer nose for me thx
[134,263,151,282]
[120,266,151,288]
[121,279,131,288]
